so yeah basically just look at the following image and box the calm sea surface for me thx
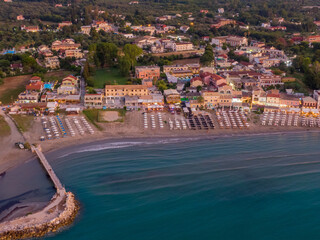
[3,133,320,239]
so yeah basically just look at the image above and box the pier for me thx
[32,146,63,191]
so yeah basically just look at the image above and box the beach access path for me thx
[0,109,32,173]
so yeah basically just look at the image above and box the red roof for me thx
[26,81,44,91]
[30,76,41,81]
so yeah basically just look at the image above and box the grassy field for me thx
[11,115,34,133]
[0,116,11,137]
[0,75,31,105]
[82,109,103,130]
[93,68,128,88]
[43,70,74,83]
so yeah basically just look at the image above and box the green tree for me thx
[123,44,143,69]
[118,56,131,76]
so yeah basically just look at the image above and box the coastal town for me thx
[2,0,320,238]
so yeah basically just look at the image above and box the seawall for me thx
[0,192,79,239]
[0,146,79,239]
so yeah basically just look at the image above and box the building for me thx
[81,26,91,35]
[84,94,103,108]
[64,49,84,59]
[279,94,300,109]
[17,15,25,20]
[190,77,203,88]
[257,74,283,87]
[266,90,280,107]
[313,90,320,109]
[135,66,160,80]
[173,42,194,52]
[202,91,220,108]
[226,36,248,47]
[21,25,39,32]
[305,35,320,43]
[44,56,60,69]
[51,39,80,51]
[163,89,181,104]
[302,96,317,109]
[26,79,44,92]
[58,21,72,29]
[163,64,200,77]
[105,85,149,97]
[17,91,40,103]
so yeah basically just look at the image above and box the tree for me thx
[83,61,90,81]
[118,56,131,76]
[200,44,214,66]
[156,79,168,92]
[123,44,143,69]
[95,42,118,67]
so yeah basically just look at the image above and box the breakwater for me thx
[0,146,79,239]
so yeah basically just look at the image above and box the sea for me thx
[2,132,320,240]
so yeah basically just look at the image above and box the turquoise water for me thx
[7,133,320,239]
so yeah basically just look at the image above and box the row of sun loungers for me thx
[261,112,299,127]
[216,110,249,129]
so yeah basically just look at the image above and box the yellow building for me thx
[105,85,149,97]
[202,91,220,108]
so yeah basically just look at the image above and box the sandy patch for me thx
[98,111,120,122]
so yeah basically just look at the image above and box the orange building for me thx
[135,66,160,80]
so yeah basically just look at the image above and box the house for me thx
[163,89,181,104]
[180,25,190,33]
[10,63,23,71]
[26,78,44,92]
[38,45,53,57]
[257,74,283,87]
[21,25,39,32]
[81,26,91,35]
[17,15,24,20]
[51,39,80,51]
[305,35,320,43]
[190,77,203,88]
[135,66,160,80]
[84,94,103,108]
[218,8,224,14]
[226,36,248,47]
[45,56,60,69]
[63,49,83,59]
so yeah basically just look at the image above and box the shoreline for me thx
[1,127,320,239]
[3,127,320,173]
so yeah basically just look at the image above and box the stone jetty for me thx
[0,146,79,240]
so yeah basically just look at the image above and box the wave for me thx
[57,137,202,158]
